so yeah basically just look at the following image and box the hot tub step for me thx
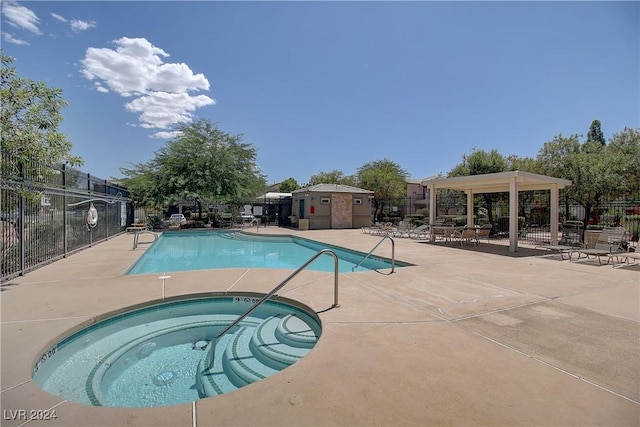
[250,316,316,370]
[275,314,319,348]
[223,326,279,388]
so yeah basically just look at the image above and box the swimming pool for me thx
[32,293,321,408]
[127,231,406,275]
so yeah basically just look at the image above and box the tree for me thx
[279,177,300,192]
[448,149,509,228]
[506,154,540,173]
[356,159,408,222]
[535,125,639,227]
[448,148,508,177]
[605,127,640,194]
[307,170,357,186]
[587,119,606,145]
[535,133,608,227]
[1,50,82,176]
[120,119,266,207]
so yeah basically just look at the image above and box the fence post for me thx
[63,163,68,257]
[18,162,25,276]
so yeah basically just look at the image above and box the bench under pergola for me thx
[421,171,572,252]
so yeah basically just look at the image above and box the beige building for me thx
[291,184,374,230]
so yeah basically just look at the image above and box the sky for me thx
[2,1,639,186]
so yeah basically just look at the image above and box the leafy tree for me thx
[536,126,639,220]
[1,50,82,176]
[448,149,509,227]
[587,119,606,145]
[449,148,508,176]
[307,170,357,186]
[120,119,266,207]
[506,154,539,173]
[279,177,300,192]
[356,159,408,222]
[605,127,640,194]
[535,133,610,227]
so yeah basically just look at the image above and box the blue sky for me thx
[2,1,638,186]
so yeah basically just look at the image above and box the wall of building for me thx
[292,191,372,230]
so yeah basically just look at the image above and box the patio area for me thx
[1,227,638,426]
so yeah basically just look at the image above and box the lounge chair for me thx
[390,220,413,238]
[571,226,628,265]
[612,250,640,268]
[409,224,431,239]
[362,222,394,236]
[536,220,583,260]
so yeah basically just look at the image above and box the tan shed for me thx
[291,184,374,230]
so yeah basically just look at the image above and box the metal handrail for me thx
[247,217,260,232]
[352,233,395,273]
[132,230,158,250]
[205,249,340,371]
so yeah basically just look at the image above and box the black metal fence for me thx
[377,187,640,245]
[1,152,133,282]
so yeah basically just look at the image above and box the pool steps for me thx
[198,314,318,397]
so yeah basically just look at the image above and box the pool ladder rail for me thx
[204,249,340,373]
[352,234,395,273]
[132,229,159,250]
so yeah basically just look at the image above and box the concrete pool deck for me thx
[1,227,638,426]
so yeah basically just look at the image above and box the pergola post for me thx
[428,186,436,224]
[466,190,474,227]
[428,185,436,241]
[550,184,559,245]
[509,177,518,252]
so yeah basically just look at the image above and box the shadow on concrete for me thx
[417,241,552,258]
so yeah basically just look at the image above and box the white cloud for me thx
[125,92,215,129]
[2,31,29,45]
[51,11,96,33]
[1,0,41,34]
[81,37,215,135]
[70,19,96,32]
[51,12,66,23]
[151,131,180,139]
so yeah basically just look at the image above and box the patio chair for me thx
[457,227,478,247]
[430,219,452,242]
[571,226,628,265]
[475,223,492,244]
[219,212,233,228]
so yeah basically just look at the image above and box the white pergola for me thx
[421,171,572,252]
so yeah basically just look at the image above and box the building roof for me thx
[256,192,292,200]
[292,184,373,194]
[421,171,572,193]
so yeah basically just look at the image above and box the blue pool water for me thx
[127,231,404,275]
[32,294,321,408]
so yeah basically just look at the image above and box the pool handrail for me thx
[352,234,395,273]
[132,229,158,250]
[205,248,340,372]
